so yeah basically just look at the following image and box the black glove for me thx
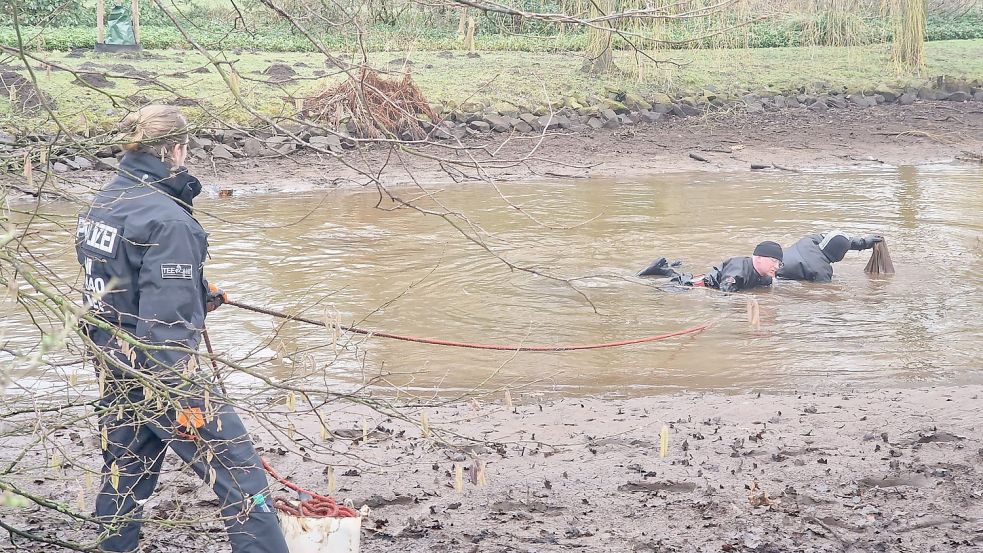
[206,283,227,313]
[639,257,672,277]
[850,234,883,250]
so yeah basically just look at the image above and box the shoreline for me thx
[2,384,982,551]
[15,101,982,200]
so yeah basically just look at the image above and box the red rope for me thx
[262,458,358,518]
[227,300,711,352]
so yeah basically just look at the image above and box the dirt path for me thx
[188,101,983,195]
[3,385,982,552]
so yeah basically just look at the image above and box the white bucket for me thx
[280,512,363,553]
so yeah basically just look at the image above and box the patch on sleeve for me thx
[161,263,193,280]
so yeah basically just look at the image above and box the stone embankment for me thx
[2,77,981,175]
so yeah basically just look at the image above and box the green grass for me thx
[2,39,982,133]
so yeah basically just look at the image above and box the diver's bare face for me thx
[752,255,781,278]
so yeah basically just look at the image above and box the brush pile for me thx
[303,68,438,141]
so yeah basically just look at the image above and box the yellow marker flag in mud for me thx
[320,423,330,442]
[327,466,337,493]
[454,464,464,492]
[475,460,487,487]
[420,412,430,439]
[660,425,669,458]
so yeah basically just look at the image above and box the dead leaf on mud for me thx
[360,494,417,508]
[748,480,780,508]
[331,428,390,442]
[490,499,565,514]
[564,526,594,538]
[858,474,933,489]
[396,516,442,538]
[913,430,965,444]
[618,480,697,493]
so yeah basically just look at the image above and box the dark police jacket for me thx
[702,256,772,292]
[75,151,207,381]
[776,234,833,282]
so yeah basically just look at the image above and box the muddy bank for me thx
[3,385,982,551]
[6,101,980,200]
[202,101,983,195]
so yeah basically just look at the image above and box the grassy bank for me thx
[2,39,982,132]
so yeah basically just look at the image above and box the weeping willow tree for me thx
[890,0,927,73]
[619,0,666,81]
[806,0,873,46]
[582,0,616,73]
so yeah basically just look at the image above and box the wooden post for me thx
[130,0,141,45]
[96,0,105,44]
[457,9,467,38]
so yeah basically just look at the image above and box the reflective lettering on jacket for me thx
[77,216,121,258]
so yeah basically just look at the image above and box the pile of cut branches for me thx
[303,68,438,141]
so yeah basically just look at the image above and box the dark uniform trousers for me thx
[92,334,288,553]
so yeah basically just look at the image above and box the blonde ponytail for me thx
[118,105,190,161]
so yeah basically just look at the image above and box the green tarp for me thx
[105,4,136,45]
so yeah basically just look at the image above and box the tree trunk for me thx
[582,0,614,74]
[464,16,476,53]
[892,0,927,73]
[457,8,468,38]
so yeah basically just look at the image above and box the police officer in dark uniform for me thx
[638,241,784,292]
[777,230,883,282]
[76,105,288,553]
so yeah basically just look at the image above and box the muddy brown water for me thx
[4,165,982,396]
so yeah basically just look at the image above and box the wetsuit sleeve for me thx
[134,219,206,384]
[712,259,746,292]
[718,274,745,293]
[850,235,881,250]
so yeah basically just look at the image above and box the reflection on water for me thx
[4,165,982,396]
